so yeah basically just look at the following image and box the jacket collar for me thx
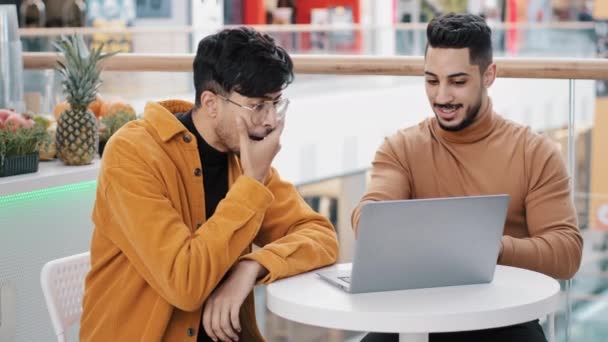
[143,100,194,142]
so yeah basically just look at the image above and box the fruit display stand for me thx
[0,35,128,341]
[0,159,100,341]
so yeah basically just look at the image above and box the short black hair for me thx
[426,13,493,70]
[193,27,294,107]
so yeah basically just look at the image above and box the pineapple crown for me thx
[53,35,116,113]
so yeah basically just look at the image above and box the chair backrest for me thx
[40,252,90,342]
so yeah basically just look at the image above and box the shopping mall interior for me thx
[0,0,607,341]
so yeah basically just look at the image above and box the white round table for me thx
[266,264,561,342]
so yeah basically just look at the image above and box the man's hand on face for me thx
[236,115,285,183]
[202,260,266,342]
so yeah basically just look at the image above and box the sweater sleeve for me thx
[351,135,412,235]
[498,135,583,279]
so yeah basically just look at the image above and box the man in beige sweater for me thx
[353,13,583,342]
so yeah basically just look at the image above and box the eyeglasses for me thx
[217,94,290,125]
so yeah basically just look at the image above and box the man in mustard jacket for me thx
[80,27,338,342]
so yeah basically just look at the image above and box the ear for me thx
[483,63,497,88]
[201,90,218,117]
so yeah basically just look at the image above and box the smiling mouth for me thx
[435,104,462,110]
[434,104,463,119]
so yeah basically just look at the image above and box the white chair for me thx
[40,252,90,342]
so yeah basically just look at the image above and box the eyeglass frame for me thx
[216,93,289,125]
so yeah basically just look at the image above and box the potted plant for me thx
[32,114,57,161]
[98,110,137,156]
[0,109,47,177]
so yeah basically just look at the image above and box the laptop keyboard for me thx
[338,276,351,283]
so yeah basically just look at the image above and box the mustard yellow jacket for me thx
[80,100,338,341]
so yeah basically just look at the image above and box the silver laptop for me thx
[317,195,510,293]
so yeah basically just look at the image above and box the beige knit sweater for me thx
[352,99,582,279]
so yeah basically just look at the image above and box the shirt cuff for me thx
[240,249,288,285]
[228,175,274,212]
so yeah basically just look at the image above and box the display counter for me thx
[0,160,100,341]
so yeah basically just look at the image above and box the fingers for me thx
[275,116,286,136]
[230,303,242,336]
[235,116,249,146]
[204,300,240,342]
[202,301,216,341]
[262,117,284,158]
[211,305,231,342]
[220,304,239,341]
[266,116,285,142]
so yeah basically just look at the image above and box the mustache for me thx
[434,103,463,109]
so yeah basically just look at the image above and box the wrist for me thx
[498,240,504,262]
[244,171,265,184]
[237,260,268,279]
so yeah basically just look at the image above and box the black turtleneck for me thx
[176,111,228,342]
[176,110,228,221]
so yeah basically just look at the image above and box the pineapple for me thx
[53,35,115,165]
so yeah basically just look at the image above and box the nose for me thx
[435,83,453,104]
[261,105,278,129]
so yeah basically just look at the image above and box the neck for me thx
[472,95,490,125]
[191,107,228,152]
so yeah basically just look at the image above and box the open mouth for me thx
[434,104,462,120]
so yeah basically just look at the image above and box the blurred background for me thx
[1,0,607,341]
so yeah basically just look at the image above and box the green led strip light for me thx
[0,180,97,205]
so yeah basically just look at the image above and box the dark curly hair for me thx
[193,27,294,107]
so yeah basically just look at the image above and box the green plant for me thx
[32,114,52,129]
[100,112,136,142]
[0,122,47,166]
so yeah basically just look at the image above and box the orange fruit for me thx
[53,96,105,119]
[53,101,71,120]
[100,100,136,117]
[99,101,111,117]
[88,96,104,118]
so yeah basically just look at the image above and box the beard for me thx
[215,116,274,154]
[215,117,239,153]
[437,93,483,132]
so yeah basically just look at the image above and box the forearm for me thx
[104,175,274,311]
[352,139,411,232]
[246,169,339,283]
[233,259,269,280]
[515,136,584,279]
[498,229,583,279]
[243,222,338,284]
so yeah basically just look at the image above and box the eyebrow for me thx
[258,93,282,102]
[424,71,470,78]
[247,94,282,107]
